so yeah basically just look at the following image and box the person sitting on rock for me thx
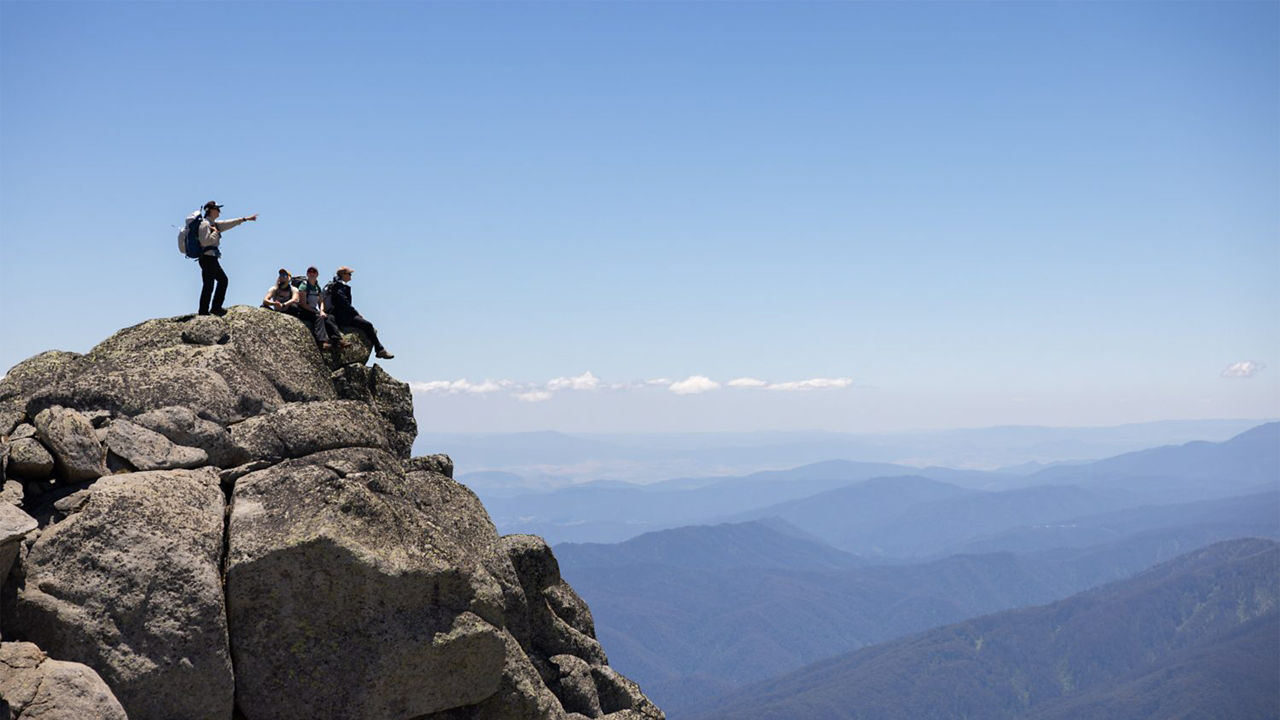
[324,266,394,359]
[261,269,295,311]
[289,266,348,350]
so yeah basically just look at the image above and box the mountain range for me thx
[692,538,1279,720]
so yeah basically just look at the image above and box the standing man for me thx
[324,266,394,359]
[196,201,258,316]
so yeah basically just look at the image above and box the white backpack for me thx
[177,212,205,258]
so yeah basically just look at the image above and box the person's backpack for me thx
[177,212,205,259]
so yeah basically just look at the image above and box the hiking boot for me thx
[375,349,395,360]
[320,342,333,350]
[211,308,228,317]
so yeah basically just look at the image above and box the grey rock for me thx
[227,448,510,720]
[503,534,608,666]
[330,364,418,458]
[33,407,107,481]
[217,459,275,485]
[0,641,129,720]
[591,666,664,719]
[407,453,455,479]
[370,364,416,458]
[52,489,91,514]
[104,419,208,471]
[229,399,389,462]
[1,480,23,506]
[420,631,569,720]
[0,502,37,588]
[324,328,374,369]
[180,314,230,345]
[7,438,54,480]
[550,654,604,717]
[83,410,114,429]
[0,399,26,437]
[224,307,337,403]
[0,351,85,404]
[22,310,334,425]
[132,405,246,467]
[11,423,37,440]
[4,468,233,720]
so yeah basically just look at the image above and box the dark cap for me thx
[203,201,223,211]
[278,268,290,276]
[306,266,319,274]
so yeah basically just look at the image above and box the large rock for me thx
[503,534,608,666]
[331,363,418,458]
[103,418,207,471]
[32,407,107,481]
[223,307,338,402]
[226,448,512,720]
[229,399,389,461]
[0,351,85,406]
[3,468,233,720]
[7,438,54,480]
[131,405,246,467]
[0,502,37,589]
[18,310,337,426]
[0,641,128,720]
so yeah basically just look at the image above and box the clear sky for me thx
[1,1,1276,433]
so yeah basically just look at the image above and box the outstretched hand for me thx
[245,213,259,222]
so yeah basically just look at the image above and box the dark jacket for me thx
[324,278,355,316]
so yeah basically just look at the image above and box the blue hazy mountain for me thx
[473,422,1278,545]
[691,539,1279,720]
[478,460,1005,544]
[555,520,862,572]
[1022,421,1280,501]
[556,484,1279,717]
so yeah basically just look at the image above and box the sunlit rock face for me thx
[0,307,664,720]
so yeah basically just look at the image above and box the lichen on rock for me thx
[0,306,663,720]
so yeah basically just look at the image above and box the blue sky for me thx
[1,1,1276,432]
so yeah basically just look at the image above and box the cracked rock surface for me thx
[0,308,663,720]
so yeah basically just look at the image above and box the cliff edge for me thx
[0,307,664,720]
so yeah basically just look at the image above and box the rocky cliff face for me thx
[0,307,664,720]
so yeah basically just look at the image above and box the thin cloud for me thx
[766,377,853,391]
[727,377,768,388]
[409,379,507,395]
[515,390,553,403]
[669,376,721,395]
[547,371,600,391]
[1221,361,1265,378]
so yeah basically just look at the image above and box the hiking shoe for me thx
[320,342,333,350]
[375,349,395,359]
[338,339,352,348]
[211,308,228,317]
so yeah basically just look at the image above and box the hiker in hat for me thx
[324,266,394,359]
[290,266,348,350]
[262,269,295,311]
[195,201,257,316]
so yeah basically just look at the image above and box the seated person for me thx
[262,268,295,311]
[324,266,393,359]
[288,266,349,350]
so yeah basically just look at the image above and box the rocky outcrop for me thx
[0,307,662,720]
[0,641,128,720]
[4,468,232,720]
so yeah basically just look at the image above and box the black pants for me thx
[294,308,341,344]
[334,312,383,351]
[198,255,228,315]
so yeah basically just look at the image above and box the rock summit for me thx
[0,307,664,720]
